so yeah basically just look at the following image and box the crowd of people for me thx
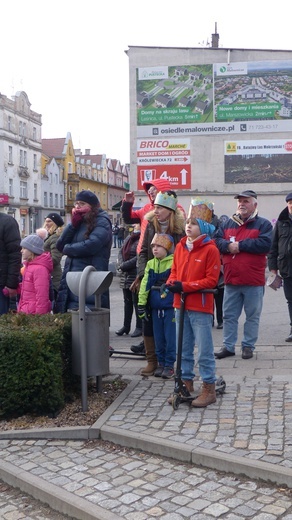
[1,185,291,408]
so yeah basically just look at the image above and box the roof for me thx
[42,138,66,158]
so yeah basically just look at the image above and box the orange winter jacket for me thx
[167,235,220,314]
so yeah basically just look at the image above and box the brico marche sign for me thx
[137,138,191,189]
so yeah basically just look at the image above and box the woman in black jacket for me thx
[116,224,142,338]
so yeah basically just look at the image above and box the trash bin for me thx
[71,307,110,376]
[66,266,113,411]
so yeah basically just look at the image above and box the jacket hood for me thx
[145,207,186,235]
[181,234,213,249]
[143,178,172,203]
[278,206,290,221]
[25,252,53,273]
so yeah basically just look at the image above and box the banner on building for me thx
[137,138,191,189]
[136,59,292,137]
[224,139,292,184]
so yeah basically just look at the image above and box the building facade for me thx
[127,45,292,221]
[0,91,42,236]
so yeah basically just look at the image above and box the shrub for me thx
[0,313,73,418]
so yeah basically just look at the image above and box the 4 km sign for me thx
[137,138,191,190]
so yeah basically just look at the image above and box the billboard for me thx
[137,138,191,190]
[136,59,292,138]
[224,139,292,184]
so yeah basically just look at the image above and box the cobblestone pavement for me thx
[1,261,292,518]
[1,439,292,520]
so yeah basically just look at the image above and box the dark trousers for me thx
[283,277,292,326]
[0,288,10,315]
[122,288,142,330]
[214,287,224,324]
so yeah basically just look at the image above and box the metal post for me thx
[78,265,96,412]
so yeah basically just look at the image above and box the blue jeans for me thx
[223,284,264,352]
[152,308,176,367]
[175,309,216,384]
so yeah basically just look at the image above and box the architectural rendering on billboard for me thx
[224,139,292,184]
[136,59,292,138]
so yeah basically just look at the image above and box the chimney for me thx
[85,149,91,155]
[211,22,219,48]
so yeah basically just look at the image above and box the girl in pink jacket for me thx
[18,234,53,314]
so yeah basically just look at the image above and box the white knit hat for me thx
[21,234,44,255]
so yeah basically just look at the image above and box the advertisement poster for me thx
[137,138,191,190]
[136,59,292,138]
[224,139,292,184]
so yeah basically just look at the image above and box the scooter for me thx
[170,290,226,410]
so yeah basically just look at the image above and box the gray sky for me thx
[1,0,291,165]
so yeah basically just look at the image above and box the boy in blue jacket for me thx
[138,233,175,379]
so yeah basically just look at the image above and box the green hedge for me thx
[0,313,74,418]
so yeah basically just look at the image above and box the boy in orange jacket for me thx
[163,198,221,407]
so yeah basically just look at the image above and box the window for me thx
[49,172,52,184]
[60,194,64,208]
[44,192,48,207]
[19,121,23,135]
[20,150,27,167]
[69,186,73,199]
[34,184,37,200]
[8,116,11,131]
[8,146,13,164]
[33,127,36,140]
[20,181,28,198]
[23,122,26,136]
[33,154,37,170]
[54,173,58,184]
[9,179,13,197]
[55,194,58,207]
[68,162,72,173]
[49,193,53,207]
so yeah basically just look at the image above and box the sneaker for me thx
[154,365,164,377]
[242,347,253,359]
[162,366,174,379]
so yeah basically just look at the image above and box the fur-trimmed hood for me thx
[144,207,186,235]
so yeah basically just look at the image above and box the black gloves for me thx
[167,281,183,293]
[138,306,149,321]
[160,281,183,295]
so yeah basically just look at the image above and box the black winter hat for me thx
[46,212,64,227]
[75,190,99,206]
[285,193,292,202]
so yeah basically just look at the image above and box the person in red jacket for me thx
[164,199,220,407]
[214,190,272,360]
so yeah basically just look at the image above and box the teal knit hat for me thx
[195,218,215,237]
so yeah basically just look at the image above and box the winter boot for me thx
[140,336,157,376]
[285,328,292,342]
[191,382,216,408]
